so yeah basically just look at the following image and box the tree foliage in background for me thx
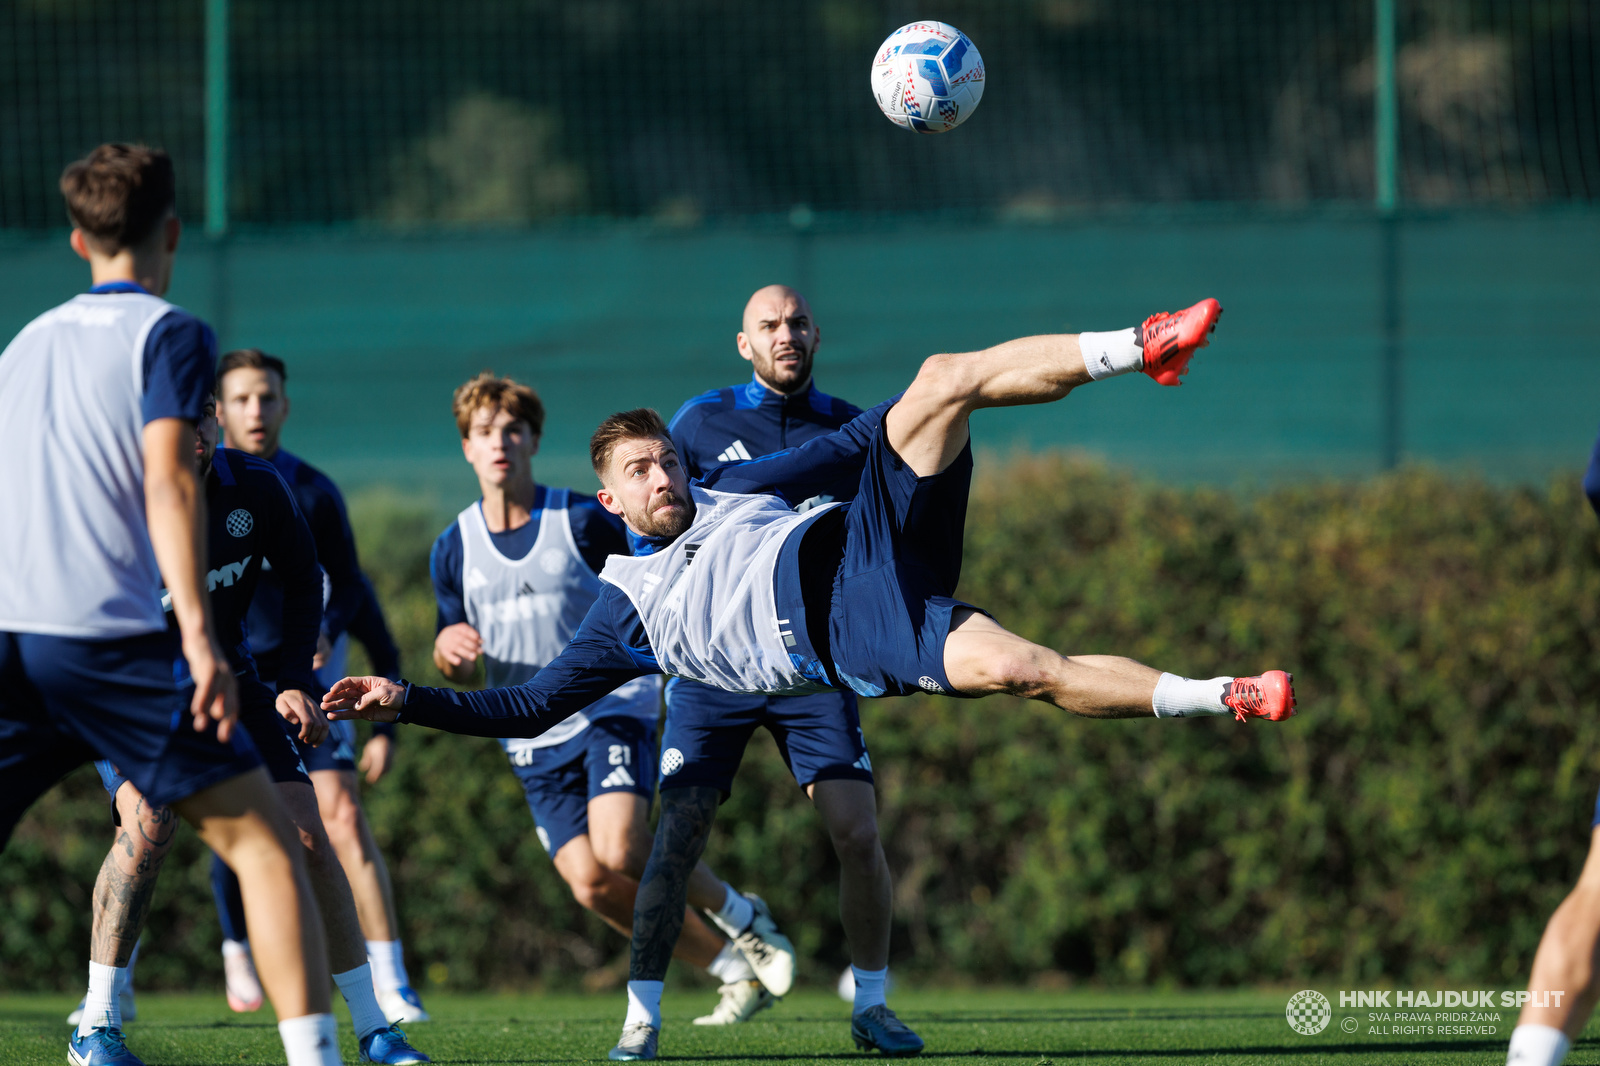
[4,458,1599,991]
[1,0,1596,228]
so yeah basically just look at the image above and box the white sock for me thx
[78,961,122,1037]
[1151,673,1234,718]
[1508,1024,1571,1066]
[222,937,251,959]
[278,1013,341,1066]
[366,939,410,991]
[1079,328,1143,380]
[706,941,756,984]
[851,966,888,1012]
[716,884,754,933]
[334,963,390,1040]
[625,980,664,1029]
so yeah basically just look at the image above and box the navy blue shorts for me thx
[661,679,870,796]
[826,418,983,699]
[296,718,358,774]
[0,630,261,845]
[95,675,310,821]
[505,716,657,857]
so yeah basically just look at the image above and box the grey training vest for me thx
[458,489,657,751]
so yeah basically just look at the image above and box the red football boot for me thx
[1222,670,1296,722]
[1138,298,1222,386]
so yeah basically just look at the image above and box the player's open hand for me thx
[184,634,241,743]
[323,676,406,723]
[277,688,329,746]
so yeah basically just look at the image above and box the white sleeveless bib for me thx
[0,292,181,637]
[599,485,840,695]
[459,489,657,750]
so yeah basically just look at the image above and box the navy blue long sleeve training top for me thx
[173,447,324,695]
[668,374,862,480]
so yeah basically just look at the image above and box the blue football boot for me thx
[851,1005,924,1056]
[359,1023,431,1064]
[68,1027,145,1066]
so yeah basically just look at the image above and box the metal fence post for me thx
[1376,0,1401,470]
[205,0,229,237]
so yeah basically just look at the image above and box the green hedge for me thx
[5,459,1599,991]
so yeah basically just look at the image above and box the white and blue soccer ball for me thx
[870,21,985,134]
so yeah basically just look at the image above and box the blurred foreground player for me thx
[0,143,338,1066]
[323,297,1298,1060]
[212,348,426,1023]
[1502,436,1600,1066]
[70,403,429,1064]
[664,286,913,1047]
[430,373,793,1024]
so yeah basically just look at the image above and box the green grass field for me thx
[0,987,1558,1065]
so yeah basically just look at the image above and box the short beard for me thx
[756,347,814,393]
[632,493,696,540]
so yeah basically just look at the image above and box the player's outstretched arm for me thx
[323,676,406,722]
[328,592,658,739]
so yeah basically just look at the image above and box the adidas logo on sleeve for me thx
[716,439,754,463]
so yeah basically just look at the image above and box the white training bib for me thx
[599,485,841,696]
[0,293,179,637]
[459,489,657,750]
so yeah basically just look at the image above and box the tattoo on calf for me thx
[629,787,720,982]
[92,801,177,966]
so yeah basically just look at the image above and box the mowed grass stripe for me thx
[0,989,1555,1064]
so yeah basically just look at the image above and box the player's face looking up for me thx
[737,284,819,395]
[462,405,538,489]
[217,366,288,458]
[596,435,695,540]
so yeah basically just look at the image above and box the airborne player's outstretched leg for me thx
[851,298,1295,720]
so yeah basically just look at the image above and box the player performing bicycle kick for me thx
[324,298,1298,1058]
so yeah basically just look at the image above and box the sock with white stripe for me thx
[1507,1024,1571,1066]
[716,884,754,934]
[625,980,664,1028]
[1151,673,1234,718]
[77,961,122,1037]
[1079,328,1144,380]
[277,1013,341,1066]
[366,939,410,991]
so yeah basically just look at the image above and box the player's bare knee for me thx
[977,646,1056,698]
[567,869,615,913]
[590,833,640,877]
[911,352,978,407]
[318,794,361,847]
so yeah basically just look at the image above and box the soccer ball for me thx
[869,21,985,134]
